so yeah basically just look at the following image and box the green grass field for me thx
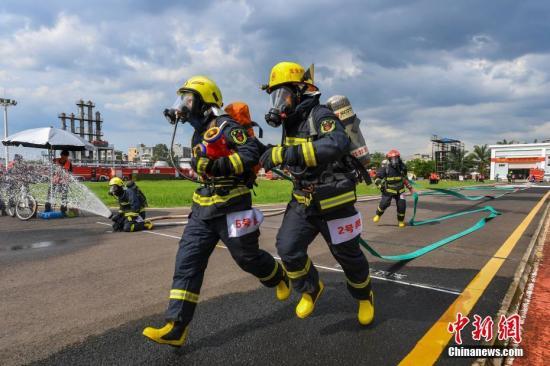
[85,179,495,208]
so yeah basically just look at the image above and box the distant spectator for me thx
[45,150,73,213]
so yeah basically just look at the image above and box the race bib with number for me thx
[326,212,362,245]
[226,208,264,238]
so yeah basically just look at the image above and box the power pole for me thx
[0,98,17,168]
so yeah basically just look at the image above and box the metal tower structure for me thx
[59,100,112,163]
[431,135,464,175]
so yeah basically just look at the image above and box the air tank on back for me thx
[326,95,371,170]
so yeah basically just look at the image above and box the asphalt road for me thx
[0,185,548,365]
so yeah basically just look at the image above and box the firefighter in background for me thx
[125,180,148,219]
[260,62,374,325]
[142,76,288,347]
[45,150,73,213]
[108,177,152,232]
[373,150,413,228]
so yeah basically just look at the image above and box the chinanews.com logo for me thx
[446,312,524,358]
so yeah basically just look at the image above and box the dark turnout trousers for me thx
[275,202,372,300]
[376,193,406,221]
[165,209,284,325]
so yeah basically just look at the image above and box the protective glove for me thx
[210,157,233,177]
[259,146,281,172]
[260,145,300,172]
[191,156,213,176]
[111,213,124,232]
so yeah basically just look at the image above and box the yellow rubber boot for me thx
[296,281,324,319]
[358,291,375,325]
[276,270,291,301]
[142,321,189,347]
[373,215,380,223]
[398,221,406,228]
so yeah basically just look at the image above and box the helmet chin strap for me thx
[210,106,224,116]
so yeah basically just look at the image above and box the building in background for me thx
[128,143,191,164]
[408,153,431,161]
[172,143,192,160]
[130,144,154,164]
[489,142,550,181]
[127,147,139,162]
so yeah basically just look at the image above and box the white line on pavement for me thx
[103,224,460,296]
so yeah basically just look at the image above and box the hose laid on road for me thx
[358,187,518,261]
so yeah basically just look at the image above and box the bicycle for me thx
[7,184,37,220]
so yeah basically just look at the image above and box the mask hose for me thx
[169,121,201,184]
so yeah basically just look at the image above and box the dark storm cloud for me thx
[243,0,550,66]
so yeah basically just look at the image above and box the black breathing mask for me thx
[164,91,200,125]
[265,86,296,127]
[390,157,400,169]
[109,185,123,197]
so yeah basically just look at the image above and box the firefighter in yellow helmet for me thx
[108,177,152,232]
[142,75,289,347]
[260,62,375,325]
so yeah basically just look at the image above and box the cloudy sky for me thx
[1,0,549,159]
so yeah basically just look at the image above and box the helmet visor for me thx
[269,87,294,112]
[109,184,122,196]
[172,92,197,113]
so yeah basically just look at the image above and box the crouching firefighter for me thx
[108,177,152,232]
[373,149,413,228]
[142,76,289,347]
[260,62,374,325]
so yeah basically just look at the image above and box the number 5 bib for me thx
[226,208,264,238]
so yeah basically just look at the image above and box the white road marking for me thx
[101,223,460,296]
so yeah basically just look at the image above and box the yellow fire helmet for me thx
[177,75,223,108]
[109,177,124,187]
[266,62,316,92]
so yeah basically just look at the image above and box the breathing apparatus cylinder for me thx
[326,95,370,169]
